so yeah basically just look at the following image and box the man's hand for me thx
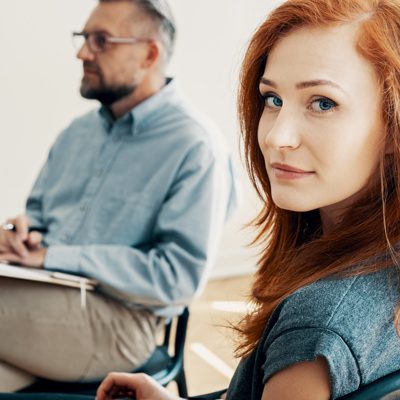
[0,215,43,258]
[0,247,47,269]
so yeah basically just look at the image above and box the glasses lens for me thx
[90,33,108,52]
[72,32,85,51]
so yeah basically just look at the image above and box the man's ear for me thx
[142,41,160,69]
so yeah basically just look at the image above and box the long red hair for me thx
[237,0,400,357]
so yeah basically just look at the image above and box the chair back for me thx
[338,369,400,400]
[191,369,400,400]
[135,307,189,393]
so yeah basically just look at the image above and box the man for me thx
[0,0,237,391]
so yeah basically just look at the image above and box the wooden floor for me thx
[168,274,252,397]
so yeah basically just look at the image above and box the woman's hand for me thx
[96,372,185,400]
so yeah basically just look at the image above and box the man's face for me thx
[77,1,152,105]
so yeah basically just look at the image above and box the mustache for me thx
[83,61,100,73]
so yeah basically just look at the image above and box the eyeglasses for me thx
[72,31,152,53]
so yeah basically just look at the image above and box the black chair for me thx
[18,307,190,398]
[337,369,400,400]
[7,367,400,400]
[189,369,400,400]
[188,389,227,399]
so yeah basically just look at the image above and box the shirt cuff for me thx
[44,245,81,274]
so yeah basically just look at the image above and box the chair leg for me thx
[176,369,188,398]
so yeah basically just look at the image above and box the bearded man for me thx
[0,0,237,391]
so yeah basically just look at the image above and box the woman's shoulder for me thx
[282,268,398,322]
[263,267,400,396]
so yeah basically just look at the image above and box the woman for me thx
[97,0,400,399]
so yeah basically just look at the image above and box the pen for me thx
[2,223,47,234]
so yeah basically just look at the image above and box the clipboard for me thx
[0,263,97,291]
[0,262,98,309]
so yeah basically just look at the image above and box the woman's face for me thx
[258,23,385,228]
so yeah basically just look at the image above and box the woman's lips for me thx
[270,163,315,180]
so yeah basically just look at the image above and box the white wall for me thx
[0,0,283,278]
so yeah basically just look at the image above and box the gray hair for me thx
[100,0,176,67]
[135,0,176,61]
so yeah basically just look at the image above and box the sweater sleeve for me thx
[263,327,361,399]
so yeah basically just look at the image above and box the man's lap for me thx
[0,278,159,381]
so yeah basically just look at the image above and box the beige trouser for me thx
[0,278,162,391]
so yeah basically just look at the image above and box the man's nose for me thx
[263,108,301,151]
[76,41,95,61]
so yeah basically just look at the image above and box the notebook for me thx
[0,263,98,309]
[0,262,97,290]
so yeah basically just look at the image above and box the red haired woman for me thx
[96,0,400,399]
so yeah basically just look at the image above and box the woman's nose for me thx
[262,108,301,151]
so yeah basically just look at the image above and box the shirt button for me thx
[97,169,103,177]
[80,204,86,212]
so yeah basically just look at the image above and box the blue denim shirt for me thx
[26,79,237,317]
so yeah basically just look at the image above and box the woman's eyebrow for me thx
[260,77,277,87]
[260,77,347,94]
[296,79,346,93]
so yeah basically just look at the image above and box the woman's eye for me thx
[264,94,283,109]
[310,98,337,112]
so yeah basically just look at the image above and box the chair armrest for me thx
[188,389,227,399]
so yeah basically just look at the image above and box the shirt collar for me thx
[99,105,115,131]
[98,78,181,136]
